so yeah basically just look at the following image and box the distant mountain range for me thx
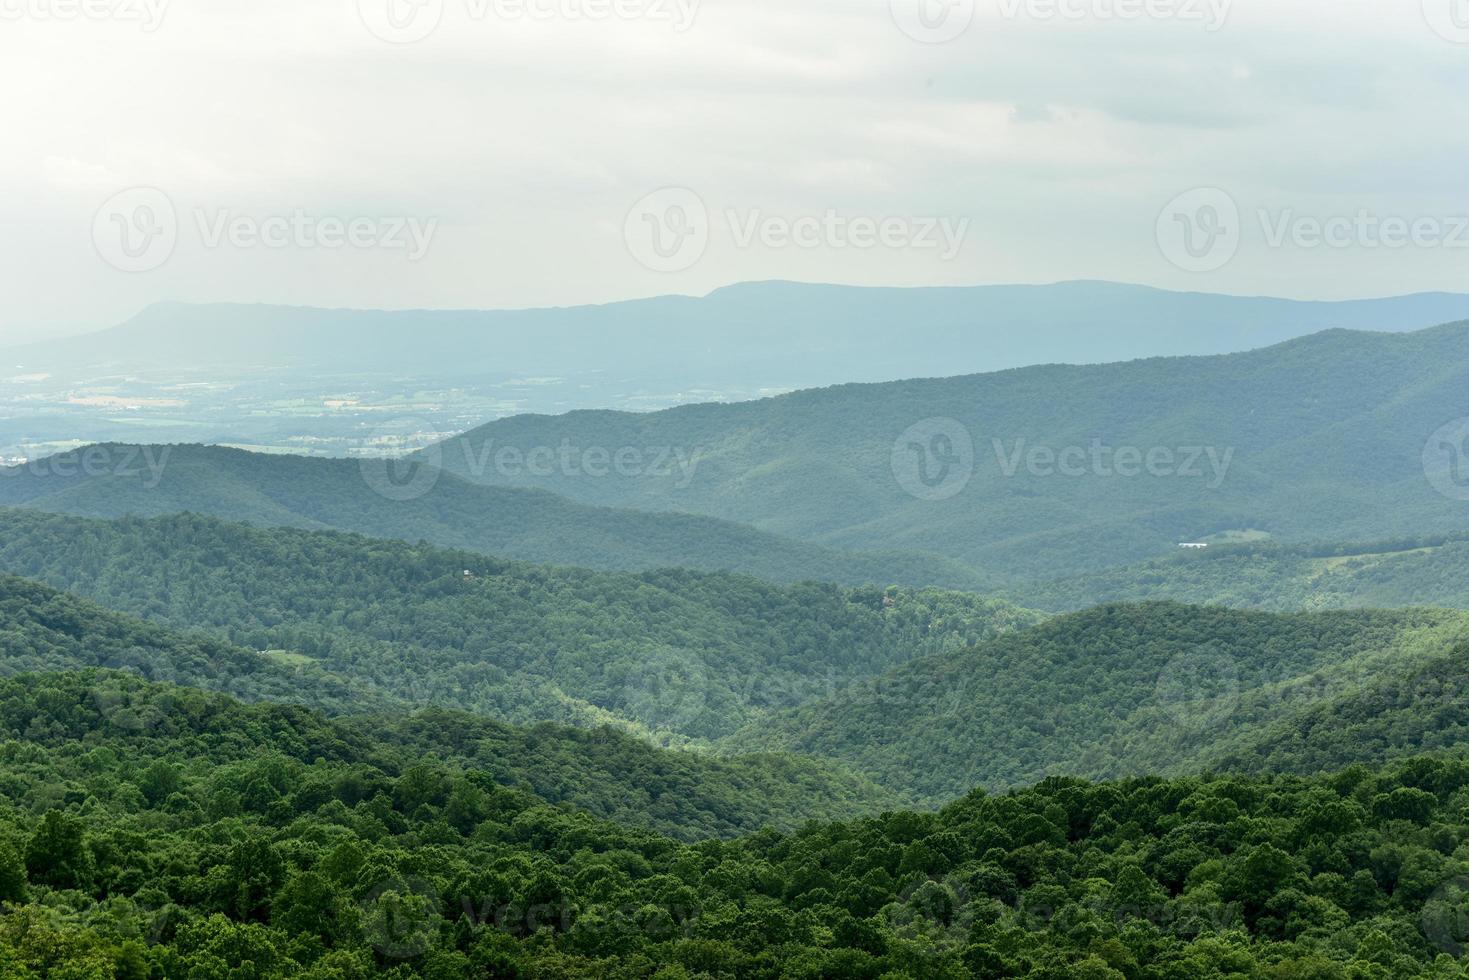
[10,316,1469,583]
[13,280,1469,390]
[11,279,1469,464]
[435,319,1469,578]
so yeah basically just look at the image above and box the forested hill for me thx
[0,444,992,590]
[0,508,1041,741]
[732,601,1469,803]
[1214,640,1469,778]
[0,573,379,715]
[6,671,1469,977]
[1014,535,1469,612]
[435,320,1469,579]
[0,654,900,841]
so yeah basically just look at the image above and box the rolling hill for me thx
[435,320,1469,579]
[1014,535,1469,612]
[0,508,1041,741]
[729,602,1469,803]
[16,319,1469,586]
[0,572,381,715]
[0,606,900,840]
[9,668,1469,977]
[0,444,993,590]
[1213,640,1469,779]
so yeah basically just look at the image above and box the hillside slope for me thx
[0,509,1041,741]
[0,641,896,840]
[436,321,1469,578]
[1016,535,1469,612]
[0,444,992,590]
[730,602,1469,802]
[5,671,1469,977]
[1213,640,1469,777]
[0,573,380,715]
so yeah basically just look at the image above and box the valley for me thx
[11,6,1469,974]
[8,316,1469,976]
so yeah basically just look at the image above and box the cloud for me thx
[1,0,1467,339]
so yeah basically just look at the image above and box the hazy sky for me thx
[3,0,1468,341]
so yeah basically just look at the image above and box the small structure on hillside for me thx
[1178,542,1210,550]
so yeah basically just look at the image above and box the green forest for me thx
[0,588,912,841]
[0,509,1038,742]
[434,322,1469,578]
[6,322,1469,976]
[8,673,1469,978]
[1012,537,1469,613]
[733,603,1469,802]
[9,1,1468,973]
[0,446,992,592]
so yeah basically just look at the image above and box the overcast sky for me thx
[2,0,1468,342]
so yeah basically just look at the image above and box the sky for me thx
[2,0,1468,342]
